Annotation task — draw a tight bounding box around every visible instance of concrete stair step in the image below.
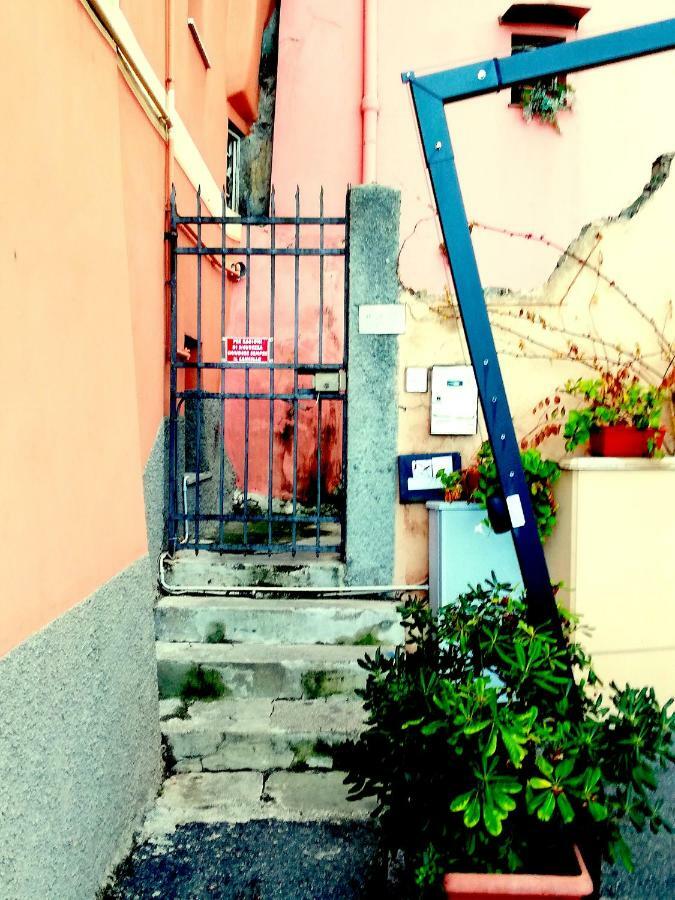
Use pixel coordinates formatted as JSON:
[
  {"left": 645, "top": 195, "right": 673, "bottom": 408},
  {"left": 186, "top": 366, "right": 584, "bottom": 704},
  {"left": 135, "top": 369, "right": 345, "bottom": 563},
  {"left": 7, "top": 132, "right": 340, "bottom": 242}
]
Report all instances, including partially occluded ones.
[
  {"left": 156, "top": 641, "right": 388, "bottom": 700},
  {"left": 163, "top": 550, "right": 345, "bottom": 590},
  {"left": 161, "top": 696, "right": 366, "bottom": 774},
  {"left": 142, "top": 771, "right": 375, "bottom": 836},
  {"left": 155, "top": 595, "right": 404, "bottom": 646}
]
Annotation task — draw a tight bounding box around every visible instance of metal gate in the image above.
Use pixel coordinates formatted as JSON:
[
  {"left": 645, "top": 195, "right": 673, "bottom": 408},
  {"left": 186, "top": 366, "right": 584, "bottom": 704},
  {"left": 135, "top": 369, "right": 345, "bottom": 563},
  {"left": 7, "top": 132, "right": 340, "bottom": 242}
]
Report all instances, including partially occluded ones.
[{"left": 167, "top": 187, "right": 349, "bottom": 557}]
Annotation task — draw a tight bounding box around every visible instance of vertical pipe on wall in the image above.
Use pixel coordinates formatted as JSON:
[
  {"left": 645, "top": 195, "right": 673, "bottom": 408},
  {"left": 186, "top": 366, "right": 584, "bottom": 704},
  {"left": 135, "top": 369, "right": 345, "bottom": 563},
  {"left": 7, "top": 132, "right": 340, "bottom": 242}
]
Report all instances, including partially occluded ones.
[{"left": 361, "top": 0, "right": 379, "bottom": 183}]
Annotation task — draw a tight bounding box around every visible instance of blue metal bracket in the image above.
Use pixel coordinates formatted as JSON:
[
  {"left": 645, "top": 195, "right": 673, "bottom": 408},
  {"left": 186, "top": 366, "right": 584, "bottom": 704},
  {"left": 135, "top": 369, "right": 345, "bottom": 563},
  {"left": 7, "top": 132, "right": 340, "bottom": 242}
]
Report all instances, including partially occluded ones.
[{"left": 403, "top": 19, "right": 675, "bottom": 631}]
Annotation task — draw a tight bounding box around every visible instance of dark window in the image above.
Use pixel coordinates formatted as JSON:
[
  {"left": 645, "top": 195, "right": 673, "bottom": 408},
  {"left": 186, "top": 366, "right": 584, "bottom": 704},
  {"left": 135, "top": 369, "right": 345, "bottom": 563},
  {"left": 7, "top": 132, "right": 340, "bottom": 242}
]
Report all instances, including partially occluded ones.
[
  {"left": 510, "top": 34, "right": 566, "bottom": 105},
  {"left": 226, "top": 125, "right": 242, "bottom": 213}
]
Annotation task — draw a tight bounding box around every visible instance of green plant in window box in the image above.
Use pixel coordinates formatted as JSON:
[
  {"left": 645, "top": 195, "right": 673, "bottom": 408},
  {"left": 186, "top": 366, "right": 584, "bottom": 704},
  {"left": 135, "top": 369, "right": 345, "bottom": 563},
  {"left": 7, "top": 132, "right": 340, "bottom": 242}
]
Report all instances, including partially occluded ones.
[
  {"left": 521, "top": 80, "right": 573, "bottom": 132},
  {"left": 345, "top": 579, "right": 674, "bottom": 895}
]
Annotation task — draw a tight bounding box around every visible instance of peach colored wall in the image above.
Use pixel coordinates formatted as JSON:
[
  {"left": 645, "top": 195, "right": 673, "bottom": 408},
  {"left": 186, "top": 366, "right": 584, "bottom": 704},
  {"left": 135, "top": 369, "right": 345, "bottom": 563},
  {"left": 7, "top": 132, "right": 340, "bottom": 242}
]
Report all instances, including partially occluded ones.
[
  {"left": 0, "top": 0, "right": 148, "bottom": 655},
  {"left": 272, "top": 0, "right": 364, "bottom": 209},
  {"left": 0, "top": 0, "right": 272, "bottom": 656},
  {"left": 395, "top": 167, "right": 675, "bottom": 584},
  {"left": 118, "top": 77, "right": 167, "bottom": 464}
]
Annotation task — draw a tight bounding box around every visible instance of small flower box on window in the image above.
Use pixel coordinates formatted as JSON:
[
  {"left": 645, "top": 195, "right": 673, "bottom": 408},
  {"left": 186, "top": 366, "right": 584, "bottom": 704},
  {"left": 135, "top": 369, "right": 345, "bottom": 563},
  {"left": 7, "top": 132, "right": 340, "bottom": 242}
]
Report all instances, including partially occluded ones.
[{"left": 511, "top": 34, "right": 573, "bottom": 131}]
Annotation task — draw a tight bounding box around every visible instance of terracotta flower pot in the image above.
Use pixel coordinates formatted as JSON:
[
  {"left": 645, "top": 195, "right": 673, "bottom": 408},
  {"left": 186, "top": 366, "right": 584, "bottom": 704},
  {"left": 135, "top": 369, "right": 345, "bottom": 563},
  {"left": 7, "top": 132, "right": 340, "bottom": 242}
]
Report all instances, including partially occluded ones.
[
  {"left": 443, "top": 844, "right": 592, "bottom": 900},
  {"left": 589, "top": 425, "right": 665, "bottom": 457}
]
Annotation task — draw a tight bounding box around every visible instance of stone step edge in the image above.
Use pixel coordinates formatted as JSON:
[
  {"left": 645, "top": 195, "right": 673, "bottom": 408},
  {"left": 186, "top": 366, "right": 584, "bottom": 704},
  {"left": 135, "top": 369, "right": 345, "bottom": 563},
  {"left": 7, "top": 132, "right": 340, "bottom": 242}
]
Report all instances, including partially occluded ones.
[
  {"left": 141, "top": 770, "right": 375, "bottom": 837},
  {"left": 155, "top": 595, "right": 402, "bottom": 609},
  {"left": 155, "top": 640, "right": 390, "bottom": 660}
]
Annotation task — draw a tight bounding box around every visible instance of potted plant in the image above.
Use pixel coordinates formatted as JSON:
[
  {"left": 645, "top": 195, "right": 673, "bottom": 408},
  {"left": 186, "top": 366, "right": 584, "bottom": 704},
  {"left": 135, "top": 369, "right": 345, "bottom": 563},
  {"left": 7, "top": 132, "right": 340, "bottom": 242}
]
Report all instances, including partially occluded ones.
[
  {"left": 521, "top": 80, "right": 573, "bottom": 132},
  {"left": 437, "top": 468, "right": 463, "bottom": 502},
  {"left": 562, "top": 368, "right": 667, "bottom": 457},
  {"left": 438, "top": 443, "right": 561, "bottom": 541},
  {"left": 346, "top": 579, "right": 674, "bottom": 897}
]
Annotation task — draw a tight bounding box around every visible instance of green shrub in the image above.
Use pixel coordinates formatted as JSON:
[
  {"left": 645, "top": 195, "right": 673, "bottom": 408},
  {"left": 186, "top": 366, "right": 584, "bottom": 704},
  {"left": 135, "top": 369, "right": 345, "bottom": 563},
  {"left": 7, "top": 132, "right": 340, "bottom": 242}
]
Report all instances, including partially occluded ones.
[{"left": 346, "top": 579, "right": 674, "bottom": 892}]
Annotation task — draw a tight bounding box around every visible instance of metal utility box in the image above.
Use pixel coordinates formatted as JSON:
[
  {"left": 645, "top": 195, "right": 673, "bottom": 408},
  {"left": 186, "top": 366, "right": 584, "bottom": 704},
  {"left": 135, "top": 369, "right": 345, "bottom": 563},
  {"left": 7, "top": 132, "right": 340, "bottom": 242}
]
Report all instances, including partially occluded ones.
[
  {"left": 427, "top": 501, "right": 522, "bottom": 613},
  {"left": 430, "top": 366, "right": 478, "bottom": 435}
]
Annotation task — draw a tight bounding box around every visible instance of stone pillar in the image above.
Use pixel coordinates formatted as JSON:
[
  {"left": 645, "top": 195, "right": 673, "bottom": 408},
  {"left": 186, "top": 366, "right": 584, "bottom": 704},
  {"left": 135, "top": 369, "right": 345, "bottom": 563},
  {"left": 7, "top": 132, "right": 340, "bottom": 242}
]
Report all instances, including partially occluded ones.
[{"left": 345, "top": 185, "right": 401, "bottom": 585}]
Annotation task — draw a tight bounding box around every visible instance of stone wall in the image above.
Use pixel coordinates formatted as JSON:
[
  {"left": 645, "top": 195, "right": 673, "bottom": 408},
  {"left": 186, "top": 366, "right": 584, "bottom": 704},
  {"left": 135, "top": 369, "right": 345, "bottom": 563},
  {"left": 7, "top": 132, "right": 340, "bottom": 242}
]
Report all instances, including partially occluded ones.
[{"left": 345, "top": 185, "right": 401, "bottom": 585}]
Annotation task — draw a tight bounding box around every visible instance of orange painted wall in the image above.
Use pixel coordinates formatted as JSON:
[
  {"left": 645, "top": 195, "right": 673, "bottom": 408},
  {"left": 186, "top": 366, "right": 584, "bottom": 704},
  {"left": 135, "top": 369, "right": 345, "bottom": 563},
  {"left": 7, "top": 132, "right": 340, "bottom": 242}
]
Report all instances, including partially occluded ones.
[
  {"left": 0, "top": 0, "right": 272, "bottom": 656},
  {"left": 0, "top": 0, "right": 148, "bottom": 656}
]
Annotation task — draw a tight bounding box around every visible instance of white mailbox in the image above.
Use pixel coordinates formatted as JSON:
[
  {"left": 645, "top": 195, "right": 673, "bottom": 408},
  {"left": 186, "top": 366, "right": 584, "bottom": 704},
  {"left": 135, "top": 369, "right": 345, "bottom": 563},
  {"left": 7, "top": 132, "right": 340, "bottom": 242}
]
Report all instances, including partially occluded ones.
[{"left": 430, "top": 365, "right": 478, "bottom": 435}]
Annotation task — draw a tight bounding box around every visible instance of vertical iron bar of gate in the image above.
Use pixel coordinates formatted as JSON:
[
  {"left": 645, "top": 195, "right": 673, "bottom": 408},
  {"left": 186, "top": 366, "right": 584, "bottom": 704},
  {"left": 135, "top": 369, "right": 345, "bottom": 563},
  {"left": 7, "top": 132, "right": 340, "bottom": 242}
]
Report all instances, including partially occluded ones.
[
  {"left": 243, "top": 222, "right": 252, "bottom": 548},
  {"left": 291, "top": 187, "right": 300, "bottom": 555},
  {"left": 218, "top": 188, "right": 227, "bottom": 550},
  {"left": 194, "top": 187, "right": 203, "bottom": 549},
  {"left": 315, "top": 188, "right": 325, "bottom": 554},
  {"left": 168, "top": 187, "right": 179, "bottom": 554},
  {"left": 267, "top": 188, "right": 276, "bottom": 552},
  {"left": 341, "top": 188, "right": 351, "bottom": 559}
]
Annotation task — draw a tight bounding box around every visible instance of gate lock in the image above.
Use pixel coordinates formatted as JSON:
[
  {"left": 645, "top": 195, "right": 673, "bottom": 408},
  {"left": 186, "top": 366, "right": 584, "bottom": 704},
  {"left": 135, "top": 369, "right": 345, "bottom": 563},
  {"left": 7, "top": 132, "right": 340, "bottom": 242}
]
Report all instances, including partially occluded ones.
[{"left": 312, "top": 370, "right": 347, "bottom": 393}]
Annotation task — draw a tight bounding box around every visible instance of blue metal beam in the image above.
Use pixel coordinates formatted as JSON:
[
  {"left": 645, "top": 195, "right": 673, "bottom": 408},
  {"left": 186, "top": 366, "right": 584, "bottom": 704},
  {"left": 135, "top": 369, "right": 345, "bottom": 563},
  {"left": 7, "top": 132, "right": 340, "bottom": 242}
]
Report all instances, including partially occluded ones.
[
  {"left": 403, "top": 18, "right": 675, "bottom": 102},
  {"left": 403, "top": 18, "right": 675, "bottom": 632}
]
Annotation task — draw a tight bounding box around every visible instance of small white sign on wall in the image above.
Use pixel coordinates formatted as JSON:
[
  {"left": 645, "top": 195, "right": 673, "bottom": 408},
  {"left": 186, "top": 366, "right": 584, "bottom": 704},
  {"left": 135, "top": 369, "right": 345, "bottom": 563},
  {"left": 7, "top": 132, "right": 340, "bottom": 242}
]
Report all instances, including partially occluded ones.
[
  {"left": 359, "top": 304, "right": 406, "bottom": 335},
  {"left": 405, "top": 367, "right": 428, "bottom": 393}
]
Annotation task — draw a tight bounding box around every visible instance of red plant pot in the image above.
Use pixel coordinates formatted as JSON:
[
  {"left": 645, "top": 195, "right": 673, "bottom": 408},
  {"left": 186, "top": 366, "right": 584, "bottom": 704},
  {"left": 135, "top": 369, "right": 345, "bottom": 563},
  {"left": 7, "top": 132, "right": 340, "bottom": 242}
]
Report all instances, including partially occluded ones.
[
  {"left": 589, "top": 425, "right": 665, "bottom": 458},
  {"left": 443, "top": 844, "right": 592, "bottom": 900}
]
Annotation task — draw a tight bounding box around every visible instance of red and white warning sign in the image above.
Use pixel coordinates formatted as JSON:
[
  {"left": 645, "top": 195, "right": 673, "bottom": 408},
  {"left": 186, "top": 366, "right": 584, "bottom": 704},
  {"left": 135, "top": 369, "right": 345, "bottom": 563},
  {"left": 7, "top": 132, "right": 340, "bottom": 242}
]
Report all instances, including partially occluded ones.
[{"left": 224, "top": 337, "right": 272, "bottom": 363}]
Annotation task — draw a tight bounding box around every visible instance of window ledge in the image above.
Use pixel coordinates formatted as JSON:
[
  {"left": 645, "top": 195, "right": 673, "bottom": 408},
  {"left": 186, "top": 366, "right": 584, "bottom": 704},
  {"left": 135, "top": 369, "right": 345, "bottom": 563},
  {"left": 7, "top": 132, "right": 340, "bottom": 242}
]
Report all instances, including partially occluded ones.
[{"left": 187, "top": 17, "right": 211, "bottom": 69}]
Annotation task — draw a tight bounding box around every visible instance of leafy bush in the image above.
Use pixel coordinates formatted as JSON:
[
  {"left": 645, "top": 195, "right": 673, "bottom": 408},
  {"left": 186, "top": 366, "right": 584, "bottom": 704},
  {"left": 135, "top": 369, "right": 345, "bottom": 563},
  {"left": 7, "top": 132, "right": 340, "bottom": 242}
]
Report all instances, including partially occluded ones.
[{"left": 346, "top": 580, "right": 673, "bottom": 893}]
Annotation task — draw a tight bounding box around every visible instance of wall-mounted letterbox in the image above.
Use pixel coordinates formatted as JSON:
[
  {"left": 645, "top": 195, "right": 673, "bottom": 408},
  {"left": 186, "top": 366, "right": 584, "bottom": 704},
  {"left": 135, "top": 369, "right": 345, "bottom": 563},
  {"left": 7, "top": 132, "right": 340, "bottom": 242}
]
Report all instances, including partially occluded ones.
[{"left": 430, "top": 365, "right": 478, "bottom": 435}]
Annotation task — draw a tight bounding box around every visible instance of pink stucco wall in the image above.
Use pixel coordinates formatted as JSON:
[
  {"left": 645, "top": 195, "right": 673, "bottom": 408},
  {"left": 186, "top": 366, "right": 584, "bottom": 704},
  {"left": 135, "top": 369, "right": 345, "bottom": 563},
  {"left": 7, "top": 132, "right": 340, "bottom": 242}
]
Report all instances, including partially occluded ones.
[
  {"left": 255, "top": 0, "right": 675, "bottom": 508},
  {"left": 273, "top": 0, "right": 675, "bottom": 292}
]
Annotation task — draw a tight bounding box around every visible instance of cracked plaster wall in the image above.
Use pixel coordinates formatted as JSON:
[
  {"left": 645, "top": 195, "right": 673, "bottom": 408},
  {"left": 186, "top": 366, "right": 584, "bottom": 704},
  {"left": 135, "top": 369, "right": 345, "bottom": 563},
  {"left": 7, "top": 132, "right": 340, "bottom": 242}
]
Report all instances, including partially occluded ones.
[{"left": 395, "top": 155, "right": 675, "bottom": 586}]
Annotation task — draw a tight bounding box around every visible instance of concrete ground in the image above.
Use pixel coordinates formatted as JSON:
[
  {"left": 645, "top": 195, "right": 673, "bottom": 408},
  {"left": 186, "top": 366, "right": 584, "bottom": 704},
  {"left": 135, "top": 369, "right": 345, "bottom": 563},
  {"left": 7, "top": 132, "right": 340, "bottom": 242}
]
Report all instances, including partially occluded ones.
[{"left": 102, "top": 820, "right": 385, "bottom": 899}]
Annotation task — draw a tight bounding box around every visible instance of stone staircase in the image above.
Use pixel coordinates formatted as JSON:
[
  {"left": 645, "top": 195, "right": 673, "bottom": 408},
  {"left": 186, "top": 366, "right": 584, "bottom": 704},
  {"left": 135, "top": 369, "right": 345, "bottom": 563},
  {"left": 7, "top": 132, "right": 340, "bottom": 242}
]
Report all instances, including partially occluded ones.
[{"left": 146, "top": 555, "right": 403, "bottom": 837}]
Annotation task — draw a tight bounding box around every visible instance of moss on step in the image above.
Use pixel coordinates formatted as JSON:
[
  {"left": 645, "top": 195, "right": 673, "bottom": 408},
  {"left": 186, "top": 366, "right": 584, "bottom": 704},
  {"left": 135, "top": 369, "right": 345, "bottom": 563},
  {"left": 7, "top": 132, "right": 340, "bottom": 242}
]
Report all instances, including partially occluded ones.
[
  {"left": 300, "top": 669, "right": 345, "bottom": 699},
  {"left": 204, "top": 623, "right": 226, "bottom": 643},
  {"left": 334, "top": 629, "right": 384, "bottom": 647},
  {"left": 179, "top": 665, "right": 231, "bottom": 702}
]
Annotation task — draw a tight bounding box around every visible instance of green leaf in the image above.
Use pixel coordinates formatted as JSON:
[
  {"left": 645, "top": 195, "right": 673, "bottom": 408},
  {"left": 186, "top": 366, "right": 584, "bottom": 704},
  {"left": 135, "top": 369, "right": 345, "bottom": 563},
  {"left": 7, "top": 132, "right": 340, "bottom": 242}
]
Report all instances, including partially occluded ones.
[
  {"left": 464, "top": 796, "right": 481, "bottom": 828},
  {"left": 464, "top": 719, "right": 491, "bottom": 735},
  {"left": 493, "top": 790, "right": 517, "bottom": 813},
  {"left": 556, "top": 758, "right": 575, "bottom": 780},
  {"left": 536, "top": 757, "right": 554, "bottom": 778},
  {"left": 537, "top": 791, "right": 556, "bottom": 822},
  {"left": 588, "top": 800, "right": 608, "bottom": 822},
  {"left": 485, "top": 728, "right": 498, "bottom": 757},
  {"left": 483, "top": 803, "right": 504, "bottom": 837},
  {"left": 500, "top": 726, "right": 527, "bottom": 768},
  {"left": 450, "top": 791, "right": 474, "bottom": 812},
  {"left": 556, "top": 792, "right": 575, "bottom": 824},
  {"left": 529, "top": 777, "right": 552, "bottom": 790},
  {"left": 420, "top": 721, "right": 445, "bottom": 736},
  {"left": 612, "top": 837, "right": 634, "bottom": 872}
]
